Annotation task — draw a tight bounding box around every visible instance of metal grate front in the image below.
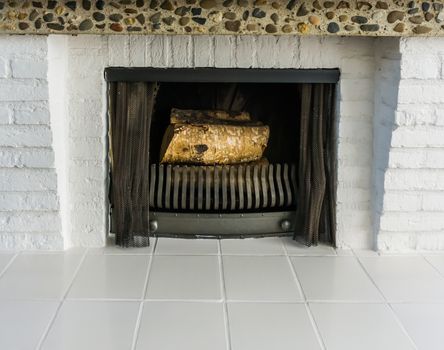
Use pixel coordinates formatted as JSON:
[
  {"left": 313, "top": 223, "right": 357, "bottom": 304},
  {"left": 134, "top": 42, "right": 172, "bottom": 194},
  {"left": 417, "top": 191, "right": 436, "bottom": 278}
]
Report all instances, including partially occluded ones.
[{"left": 149, "top": 163, "right": 296, "bottom": 212}]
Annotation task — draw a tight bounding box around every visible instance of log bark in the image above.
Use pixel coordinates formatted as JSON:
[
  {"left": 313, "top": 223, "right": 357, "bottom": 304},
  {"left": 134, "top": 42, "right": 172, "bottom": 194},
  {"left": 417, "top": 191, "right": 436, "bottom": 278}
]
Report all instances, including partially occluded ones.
[
  {"left": 160, "top": 123, "right": 269, "bottom": 165},
  {"left": 170, "top": 108, "right": 252, "bottom": 125}
]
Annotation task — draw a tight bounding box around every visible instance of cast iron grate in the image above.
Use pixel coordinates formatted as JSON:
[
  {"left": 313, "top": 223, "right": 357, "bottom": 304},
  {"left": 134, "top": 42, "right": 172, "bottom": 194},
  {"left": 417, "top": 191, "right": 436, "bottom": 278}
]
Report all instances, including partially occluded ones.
[{"left": 149, "top": 163, "right": 297, "bottom": 212}]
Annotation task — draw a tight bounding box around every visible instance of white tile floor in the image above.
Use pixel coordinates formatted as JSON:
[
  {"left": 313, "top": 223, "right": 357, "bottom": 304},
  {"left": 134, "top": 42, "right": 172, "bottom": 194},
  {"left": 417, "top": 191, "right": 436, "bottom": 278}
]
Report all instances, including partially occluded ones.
[{"left": 0, "top": 237, "right": 444, "bottom": 349}]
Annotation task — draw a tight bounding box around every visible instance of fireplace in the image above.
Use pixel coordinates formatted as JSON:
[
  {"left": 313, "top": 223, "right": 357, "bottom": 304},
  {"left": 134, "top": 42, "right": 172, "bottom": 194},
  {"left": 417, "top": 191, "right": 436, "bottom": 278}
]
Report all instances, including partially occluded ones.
[{"left": 106, "top": 68, "right": 339, "bottom": 248}]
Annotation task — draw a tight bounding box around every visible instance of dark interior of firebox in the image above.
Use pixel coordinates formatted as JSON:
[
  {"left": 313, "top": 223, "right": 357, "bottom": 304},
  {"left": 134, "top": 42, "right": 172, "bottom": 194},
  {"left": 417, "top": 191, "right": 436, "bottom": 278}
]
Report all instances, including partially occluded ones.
[{"left": 149, "top": 82, "right": 301, "bottom": 165}]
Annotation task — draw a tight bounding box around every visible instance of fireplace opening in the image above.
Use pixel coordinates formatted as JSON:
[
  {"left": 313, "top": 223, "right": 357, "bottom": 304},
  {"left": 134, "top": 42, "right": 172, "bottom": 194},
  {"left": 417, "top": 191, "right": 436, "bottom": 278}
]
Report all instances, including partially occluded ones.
[{"left": 106, "top": 68, "right": 339, "bottom": 248}]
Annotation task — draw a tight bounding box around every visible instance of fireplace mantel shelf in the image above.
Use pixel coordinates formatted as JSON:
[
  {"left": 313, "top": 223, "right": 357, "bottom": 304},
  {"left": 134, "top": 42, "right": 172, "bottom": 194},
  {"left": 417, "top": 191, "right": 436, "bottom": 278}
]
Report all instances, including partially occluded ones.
[{"left": 1, "top": 0, "right": 444, "bottom": 37}]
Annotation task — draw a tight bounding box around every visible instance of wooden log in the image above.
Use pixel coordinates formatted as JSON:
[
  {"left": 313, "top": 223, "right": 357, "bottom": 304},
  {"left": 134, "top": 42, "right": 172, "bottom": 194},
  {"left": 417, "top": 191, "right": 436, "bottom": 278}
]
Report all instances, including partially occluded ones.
[
  {"left": 170, "top": 108, "right": 252, "bottom": 125},
  {"left": 160, "top": 123, "right": 269, "bottom": 165}
]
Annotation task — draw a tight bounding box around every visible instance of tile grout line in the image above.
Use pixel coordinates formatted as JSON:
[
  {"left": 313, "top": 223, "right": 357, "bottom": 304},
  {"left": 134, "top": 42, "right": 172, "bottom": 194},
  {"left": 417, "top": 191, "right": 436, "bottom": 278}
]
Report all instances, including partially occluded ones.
[
  {"left": 0, "top": 252, "right": 19, "bottom": 281},
  {"left": 131, "top": 238, "right": 158, "bottom": 350},
  {"left": 354, "top": 255, "right": 419, "bottom": 350},
  {"left": 218, "top": 240, "right": 233, "bottom": 350},
  {"left": 421, "top": 254, "right": 444, "bottom": 280},
  {"left": 36, "top": 248, "right": 89, "bottom": 350},
  {"left": 283, "top": 242, "right": 327, "bottom": 350}
]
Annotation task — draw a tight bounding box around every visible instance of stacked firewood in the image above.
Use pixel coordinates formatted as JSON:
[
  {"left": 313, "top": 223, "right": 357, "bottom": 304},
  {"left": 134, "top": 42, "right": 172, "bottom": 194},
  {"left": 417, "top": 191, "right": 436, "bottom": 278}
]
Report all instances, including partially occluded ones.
[{"left": 160, "top": 108, "right": 270, "bottom": 165}]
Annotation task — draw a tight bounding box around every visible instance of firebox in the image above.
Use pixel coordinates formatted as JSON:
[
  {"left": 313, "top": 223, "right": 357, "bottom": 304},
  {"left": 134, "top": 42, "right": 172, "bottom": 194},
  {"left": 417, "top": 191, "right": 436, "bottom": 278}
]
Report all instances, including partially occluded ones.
[{"left": 106, "top": 68, "right": 339, "bottom": 248}]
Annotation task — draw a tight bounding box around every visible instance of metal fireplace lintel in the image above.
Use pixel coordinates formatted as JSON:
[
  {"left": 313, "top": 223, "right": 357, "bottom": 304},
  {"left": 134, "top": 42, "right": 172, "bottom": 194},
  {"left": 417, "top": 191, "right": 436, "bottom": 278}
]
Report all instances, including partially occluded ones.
[
  {"left": 104, "top": 68, "right": 340, "bottom": 84},
  {"left": 149, "top": 211, "right": 296, "bottom": 238}
]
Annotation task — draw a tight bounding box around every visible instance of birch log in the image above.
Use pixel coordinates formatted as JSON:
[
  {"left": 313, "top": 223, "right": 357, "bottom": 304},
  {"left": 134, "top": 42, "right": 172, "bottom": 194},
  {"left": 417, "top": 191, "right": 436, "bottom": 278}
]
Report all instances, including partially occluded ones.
[
  {"left": 170, "top": 108, "right": 251, "bottom": 124},
  {"left": 160, "top": 123, "right": 269, "bottom": 165}
]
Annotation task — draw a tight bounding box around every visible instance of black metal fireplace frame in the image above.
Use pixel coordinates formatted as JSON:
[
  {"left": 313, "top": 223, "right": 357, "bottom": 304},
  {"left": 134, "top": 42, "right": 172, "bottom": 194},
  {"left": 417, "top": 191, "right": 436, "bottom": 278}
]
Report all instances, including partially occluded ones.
[
  {"left": 106, "top": 68, "right": 340, "bottom": 243},
  {"left": 105, "top": 67, "right": 340, "bottom": 84}
]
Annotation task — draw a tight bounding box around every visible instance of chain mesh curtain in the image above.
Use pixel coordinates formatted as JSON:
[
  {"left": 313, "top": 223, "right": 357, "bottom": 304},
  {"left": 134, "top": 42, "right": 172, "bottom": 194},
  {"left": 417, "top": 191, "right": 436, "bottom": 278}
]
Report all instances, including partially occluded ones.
[
  {"left": 108, "top": 82, "right": 156, "bottom": 247},
  {"left": 295, "top": 83, "right": 337, "bottom": 246}
]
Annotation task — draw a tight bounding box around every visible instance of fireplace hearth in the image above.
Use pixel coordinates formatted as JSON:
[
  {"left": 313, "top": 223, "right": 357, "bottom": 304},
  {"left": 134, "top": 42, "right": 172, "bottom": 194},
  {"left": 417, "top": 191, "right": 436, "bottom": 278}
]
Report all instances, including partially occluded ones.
[{"left": 106, "top": 68, "right": 338, "bottom": 248}]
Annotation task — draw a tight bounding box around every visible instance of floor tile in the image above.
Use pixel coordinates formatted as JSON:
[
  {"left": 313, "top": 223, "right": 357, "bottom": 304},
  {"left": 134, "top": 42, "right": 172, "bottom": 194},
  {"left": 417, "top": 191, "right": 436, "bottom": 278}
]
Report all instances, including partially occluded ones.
[
  {"left": 360, "top": 256, "right": 444, "bottom": 301},
  {"left": 392, "top": 303, "right": 444, "bottom": 350},
  {"left": 221, "top": 237, "right": 285, "bottom": 255},
  {"left": 282, "top": 237, "right": 336, "bottom": 256},
  {"left": 228, "top": 302, "right": 320, "bottom": 350},
  {"left": 146, "top": 256, "right": 221, "bottom": 300},
  {"left": 67, "top": 255, "right": 149, "bottom": 299},
  {"left": 136, "top": 301, "right": 226, "bottom": 350},
  {"left": 88, "top": 237, "right": 155, "bottom": 255},
  {"left": 0, "top": 253, "right": 14, "bottom": 273},
  {"left": 424, "top": 255, "right": 444, "bottom": 275},
  {"left": 41, "top": 300, "right": 139, "bottom": 350},
  {"left": 223, "top": 256, "right": 302, "bottom": 301},
  {"left": 291, "top": 257, "right": 383, "bottom": 301},
  {"left": 155, "top": 238, "right": 218, "bottom": 255},
  {"left": 0, "top": 300, "right": 58, "bottom": 350},
  {"left": 310, "top": 303, "right": 415, "bottom": 350},
  {"left": 0, "top": 253, "right": 82, "bottom": 299}
]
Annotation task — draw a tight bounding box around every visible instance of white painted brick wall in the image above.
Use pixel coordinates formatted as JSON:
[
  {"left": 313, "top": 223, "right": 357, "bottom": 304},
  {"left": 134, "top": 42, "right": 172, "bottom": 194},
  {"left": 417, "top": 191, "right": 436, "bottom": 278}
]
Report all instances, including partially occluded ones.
[
  {"left": 377, "top": 37, "right": 444, "bottom": 251},
  {"left": 4, "top": 33, "right": 443, "bottom": 251},
  {"left": 54, "top": 35, "right": 376, "bottom": 250},
  {"left": 0, "top": 35, "right": 62, "bottom": 250}
]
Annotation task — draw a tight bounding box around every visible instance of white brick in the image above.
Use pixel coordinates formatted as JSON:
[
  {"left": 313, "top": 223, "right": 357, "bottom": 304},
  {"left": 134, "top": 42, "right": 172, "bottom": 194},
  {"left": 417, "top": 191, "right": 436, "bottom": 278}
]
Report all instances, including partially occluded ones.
[
  {"left": 337, "top": 166, "right": 371, "bottom": 189},
  {"left": 255, "top": 36, "right": 277, "bottom": 68},
  {"left": 67, "top": 77, "right": 102, "bottom": 100},
  {"left": 421, "top": 192, "right": 444, "bottom": 211},
  {"left": 400, "top": 37, "right": 444, "bottom": 56},
  {"left": 394, "top": 105, "right": 438, "bottom": 127},
  {"left": 0, "top": 232, "right": 63, "bottom": 251},
  {"left": 401, "top": 54, "right": 441, "bottom": 79},
  {"left": 391, "top": 126, "right": 444, "bottom": 147},
  {"left": 67, "top": 54, "right": 104, "bottom": 80},
  {"left": 385, "top": 169, "right": 444, "bottom": 191},
  {"left": 14, "top": 104, "right": 50, "bottom": 124},
  {"left": 107, "top": 35, "right": 130, "bottom": 66},
  {"left": 0, "top": 125, "right": 52, "bottom": 147},
  {"left": 338, "top": 120, "right": 372, "bottom": 143},
  {"left": 214, "top": 36, "right": 234, "bottom": 68},
  {"left": 398, "top": 81, "right": 444, "bottom": 104},
  {"left": 69, "top": 35, "right": 106, "bottom": 50},
  {"left": 340, "top": 101, "right": 374, "bottom": 119},
  {"left": 0, "top": 212, "right": 61, "bottom": 233},
  {"left": 170, "top": 36, "right": 192, "bottom": 68},
  {"left": 383, "top": 191, "right": 422, "bottom": 211},
  {"left": 0, "top": 35, "right": 47, "bottom": 57},
  {"left": 11, "top": 59, "right": 47, "bottom": 79},
  {"left": 389, "top": 148, "right": 444, "bottom": 169},
  {"left": 0, "top": 79, "right": 48, "bottom": 101},
  {"left": 0, "top": 148, "right": 54, "bottom": 168},
  {"left": 0, "top": 106, "right": 11, "bottom": 124},
  {"left": 234, "top": 36, "right": 255, "bottom": 68},
  {"left": 69, "top": 160, "right": 104, "bottom": 183},
  {"left": 0, "top": 192, "right": 59, "bottom": 211},
  {"left": 147, "top": 35, "right": 167, "bottom": 68},
  {"left": 69, "top": 190, "right": 105, "bottom": 211},
  {"left": 69, "top": 112, "right": 104, "bottom": 138},
  {"left": 0, "top": 169, "right": 57, "bottom": 191},
  {"left": 380, "top": 212, "right": 444, "bottom": 232},
  {"left": 340, "top": 78, "right": 374, "bottom": 102},
  {"left": 341, "top": 57, "right": 375, "bottom": 79},
  {"left": 0, "top": 57, "right": 7, "bottom": 78},
  {"left": 193, "top": 36, "right": 213, "bottom": 67},
  {"left": 275, "top": 36, "right": 299, "bottom": 68},
  {"left": 129, "top": 35, "right": 146, "bottom": 67},
  {"left": 69, "top": 137, "right": 104, "bottom": 160},
  {"left": 378, "top": 58, "right": 401, "bottom": 80}
]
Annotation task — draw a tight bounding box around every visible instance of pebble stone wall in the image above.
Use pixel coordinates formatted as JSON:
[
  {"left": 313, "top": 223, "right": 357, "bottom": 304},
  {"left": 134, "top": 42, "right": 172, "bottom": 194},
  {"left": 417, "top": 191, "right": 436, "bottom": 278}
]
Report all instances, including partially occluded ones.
[{"left": 1, "top": 0, "right": 444, "bottom": 36}]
